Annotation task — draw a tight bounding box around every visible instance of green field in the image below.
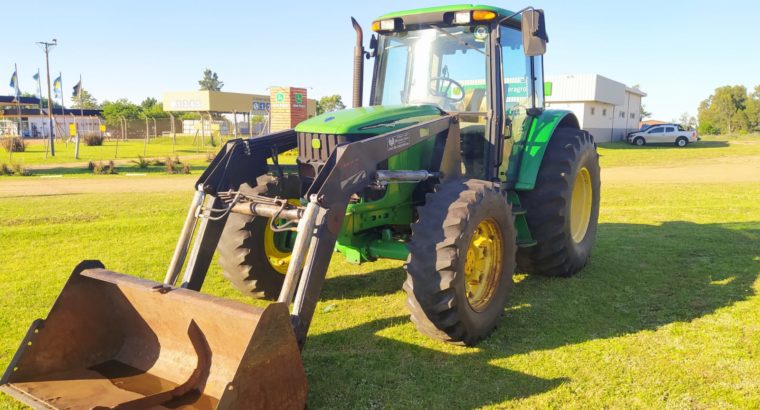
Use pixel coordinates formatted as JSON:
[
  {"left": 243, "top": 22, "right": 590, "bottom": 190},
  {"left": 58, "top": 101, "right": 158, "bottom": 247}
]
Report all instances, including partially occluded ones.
[
  {"left": 0, "top": 140, "right": 758, "bottom": 408},
  {"left": 2, "top": 136, "right": 221, "bottom": 165},
  {"left": 597, "top": 133, "right": 760, "bottom": 168}
]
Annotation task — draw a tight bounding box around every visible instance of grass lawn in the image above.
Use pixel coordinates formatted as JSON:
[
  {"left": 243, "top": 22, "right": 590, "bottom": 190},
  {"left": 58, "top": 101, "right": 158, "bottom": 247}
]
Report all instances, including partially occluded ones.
[
  {"left": 2, "top": 136, "right": 220, "bottom": 165},
  {"left": 0, "top": 142, "right": 758, "bottom": 408},
  {"left": 597, "top": 133, "right": 760, "bottom": 168}
]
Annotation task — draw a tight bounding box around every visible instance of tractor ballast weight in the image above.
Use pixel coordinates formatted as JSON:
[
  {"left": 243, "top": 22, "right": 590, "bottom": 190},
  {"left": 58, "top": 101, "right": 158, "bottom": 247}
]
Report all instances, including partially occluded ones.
[{"left": 3, "top": 5, "right": 601, "bottom": 409}]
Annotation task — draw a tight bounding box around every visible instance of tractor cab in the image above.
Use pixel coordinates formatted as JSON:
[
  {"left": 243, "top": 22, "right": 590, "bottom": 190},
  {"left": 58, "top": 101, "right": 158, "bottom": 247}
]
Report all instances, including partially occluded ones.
[{"left": 369, "top": 6, "right": 549, "bottom": 181}]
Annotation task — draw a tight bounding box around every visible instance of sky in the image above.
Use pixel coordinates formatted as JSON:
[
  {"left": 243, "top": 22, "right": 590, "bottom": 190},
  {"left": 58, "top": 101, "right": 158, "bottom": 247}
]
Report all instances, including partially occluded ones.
[{"left": 3, "top": 0, "right": 759, "bottom": 121}]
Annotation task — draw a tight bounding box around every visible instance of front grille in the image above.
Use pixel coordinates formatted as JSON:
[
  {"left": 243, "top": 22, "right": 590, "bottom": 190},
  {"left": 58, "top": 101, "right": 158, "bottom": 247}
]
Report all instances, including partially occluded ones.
[{"left": 297, "top": 132, "right": 345, "bottom": 163}]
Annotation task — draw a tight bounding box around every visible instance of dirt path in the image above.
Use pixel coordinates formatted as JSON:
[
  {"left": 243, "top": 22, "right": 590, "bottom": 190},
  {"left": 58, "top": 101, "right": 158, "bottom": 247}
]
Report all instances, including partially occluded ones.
[
  {"left": 0, "top": 175, "right": 195, "bottom": 198},
  {"left": 603, "top": 155, "right": 760, "bottom": 184},
  {"left": 2, "top": 155, "right": 758, "bottom": 198}
]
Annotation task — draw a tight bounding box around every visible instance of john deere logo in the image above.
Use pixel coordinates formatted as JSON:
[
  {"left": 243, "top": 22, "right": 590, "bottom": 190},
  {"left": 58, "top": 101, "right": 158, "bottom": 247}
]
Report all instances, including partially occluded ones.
[
  {"left": 275, "top": 93, "right": 284, "bottom": 103},
  {"left": 311, "top": 138, "right": 321, "bottom": 149},
  {"left": 295, "top": 93, "right": 303, "bottom": 104}
]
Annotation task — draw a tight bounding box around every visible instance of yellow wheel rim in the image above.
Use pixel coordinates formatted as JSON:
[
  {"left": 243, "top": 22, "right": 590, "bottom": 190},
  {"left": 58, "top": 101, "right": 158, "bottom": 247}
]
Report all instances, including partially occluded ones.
[
  {"left": 463, "top": 218, "right": 503, "bottom": 312},
  {"left": 570, "top": 167, "right": 593, "bottom": 243},
  {"left": 263, "top": 200, "right": 299, "bottom": 274}
]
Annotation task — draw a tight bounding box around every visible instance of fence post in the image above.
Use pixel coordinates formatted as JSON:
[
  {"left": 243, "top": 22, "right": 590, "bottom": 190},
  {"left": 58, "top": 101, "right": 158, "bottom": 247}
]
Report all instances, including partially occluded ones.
[{"left": 144, "top": 117, "right": 149, "bottom": 156}]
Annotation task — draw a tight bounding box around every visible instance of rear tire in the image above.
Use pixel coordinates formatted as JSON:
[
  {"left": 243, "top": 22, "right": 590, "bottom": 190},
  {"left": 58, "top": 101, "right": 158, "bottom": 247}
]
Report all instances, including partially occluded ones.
[
  {"left": 634, "top": 137, "right": 645, "bottom": 146},
  {"left": 676, "top": 137, "right": 688, "bottom": 147},
  {"left": 517, "top": 128, "right": 600, "bottom": 277},
  {"left": 217, "top": 174, "right": 300, "bottom": 299},
  {"left": 404, "top": 179, "right": 516, "bottom": 346}
]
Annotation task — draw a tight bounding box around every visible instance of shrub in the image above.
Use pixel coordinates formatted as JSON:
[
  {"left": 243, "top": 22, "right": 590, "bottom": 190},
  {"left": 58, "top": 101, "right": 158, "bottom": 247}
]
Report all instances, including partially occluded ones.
[
  {"left": 181, "top": 163, "right": 191, "bottom": 174},
  {"left": 131, "top": 155, "right": 150, "bottom": 169},
  {"left": 165, "top": 157, "right": 178, "bottom": 174},
  {"left": 206, "top": 152, "right": 214, "bottom": 162},
  {"left": 83, "top": 134, "right": 104, "bottom": 146},
  {"left": 1, "top": 163, "right": 13, "bottom": 175},
  {"left": 87, "top": 161, "right": 96, "bottom": 171},
  {"left": 151, "top": 158, "right": 166, "bottom": 166},
  {"left": 12, "top": 163, "right": 31, "bottom": 176},
  {"left": 92, "top": 160, "right": 117, "bottom": 174},
  {"left": 1, "top": 137, "right": 26, "bottom": 152}
]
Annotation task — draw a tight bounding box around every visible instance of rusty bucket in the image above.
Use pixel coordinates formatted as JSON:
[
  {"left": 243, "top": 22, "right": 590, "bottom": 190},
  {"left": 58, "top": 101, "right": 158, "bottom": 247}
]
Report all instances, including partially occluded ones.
[{"left": 1, "top": 261, "right": 307, "bottom": 409}]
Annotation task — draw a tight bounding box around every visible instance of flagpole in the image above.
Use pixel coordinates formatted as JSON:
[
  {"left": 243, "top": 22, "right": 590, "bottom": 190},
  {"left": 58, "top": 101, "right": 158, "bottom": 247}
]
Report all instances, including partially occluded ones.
[
  {"left": 14, "top": 64, "right": 22, "bottom": 139},
  {"left": 59, "top": 72, "right": 67, "bottom": 147},
  {"left": 74, "top": 74, "right": 82, "bottom": 159}
]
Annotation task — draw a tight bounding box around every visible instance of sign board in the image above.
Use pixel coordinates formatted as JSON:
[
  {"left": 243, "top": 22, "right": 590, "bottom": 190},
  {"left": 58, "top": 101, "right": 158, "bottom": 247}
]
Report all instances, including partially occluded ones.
[
  {"left": 252, "top": 102, "right": 270, "bottom": 112},
  {"left": 69, "top": 123, "right": 77, "bottom": 136},
  {"left": 99, "top": 124, "right": 106, "bottom": 132}
]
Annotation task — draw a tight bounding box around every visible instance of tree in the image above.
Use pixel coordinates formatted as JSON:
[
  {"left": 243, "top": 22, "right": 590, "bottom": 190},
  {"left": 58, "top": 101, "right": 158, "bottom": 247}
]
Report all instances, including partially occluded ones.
[
  {"left": 140, "top": 97, "right": 168, "bottom": 118},
  {"left": 101, "top": 99, "right": 142, "bottom": 126},
  {"left": 140, "top": 97, "right": 158, "bottom": 109},
  {"left": 698, "top": 85, "right": 749, "bottom": 135},
  {"left": 71, "top": 89, "right": 99, "bottom": 109},
  {"left": 639, "top": 104, "right": 652, "bottom": 120},
  {"left": 316, "top": 95, "right": 346, "bottom": 115},
  {"left": 198, "top": 69, "right": 224, "bottom": 91},
  {"left": 678, "top": 112, "right": 697, "bottom": 130},
  {"left": 745, "top": 85, "right": 760, "bottom": 132}
]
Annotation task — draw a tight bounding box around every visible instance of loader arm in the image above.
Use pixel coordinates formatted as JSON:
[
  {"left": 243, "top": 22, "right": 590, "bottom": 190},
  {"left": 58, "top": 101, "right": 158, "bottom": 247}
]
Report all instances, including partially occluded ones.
[{"left": 174, "top": 115, "right": 458, "bottom": 347}]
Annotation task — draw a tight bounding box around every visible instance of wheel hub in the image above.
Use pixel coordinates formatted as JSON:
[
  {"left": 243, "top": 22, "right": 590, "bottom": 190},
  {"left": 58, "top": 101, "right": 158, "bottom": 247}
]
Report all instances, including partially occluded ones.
[
  {"left": 463, "top": 218, "right": 502, "bottom": 312},
  {"left": 570, "top": 167, "right": 593, "bottom": 243}
]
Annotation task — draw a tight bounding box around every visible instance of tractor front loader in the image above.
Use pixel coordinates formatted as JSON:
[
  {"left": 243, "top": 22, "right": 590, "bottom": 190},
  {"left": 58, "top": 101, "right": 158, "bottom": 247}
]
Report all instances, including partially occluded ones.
[{"left": 2, "top": 5, "right": 601, "bottom": 409}]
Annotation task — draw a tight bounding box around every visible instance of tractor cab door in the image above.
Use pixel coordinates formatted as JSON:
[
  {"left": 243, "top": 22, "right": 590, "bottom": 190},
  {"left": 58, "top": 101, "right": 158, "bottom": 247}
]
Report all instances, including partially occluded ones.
[{"left": 497, "top": 22, "right": 545, "bottom": 183}]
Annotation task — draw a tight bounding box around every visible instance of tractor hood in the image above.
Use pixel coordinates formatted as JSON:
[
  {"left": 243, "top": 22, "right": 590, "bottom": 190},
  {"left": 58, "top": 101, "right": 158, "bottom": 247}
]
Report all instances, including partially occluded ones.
[{"left": 295, "top": 104, "right": 443, "bottom": 135}]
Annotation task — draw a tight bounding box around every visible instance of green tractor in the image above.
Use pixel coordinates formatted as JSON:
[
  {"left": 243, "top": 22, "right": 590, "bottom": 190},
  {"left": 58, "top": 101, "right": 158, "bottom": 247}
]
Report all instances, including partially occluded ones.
[{"left": 2, "top": 5, "right": 600, "bottom": 409}]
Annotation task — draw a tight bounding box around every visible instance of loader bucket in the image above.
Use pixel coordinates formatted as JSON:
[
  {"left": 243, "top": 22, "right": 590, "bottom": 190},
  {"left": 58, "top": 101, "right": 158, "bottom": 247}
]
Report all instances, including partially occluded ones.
[{"left": 1, "top": 261, "right": 307, "bottom": 409}]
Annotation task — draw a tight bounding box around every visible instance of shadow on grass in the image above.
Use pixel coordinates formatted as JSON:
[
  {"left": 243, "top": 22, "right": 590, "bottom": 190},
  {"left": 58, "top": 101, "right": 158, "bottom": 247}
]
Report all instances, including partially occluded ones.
[
  {"left": 598, "top": 140, "right": 729, "bottom": 150},
  {"left": 305, "top": 221, "right": 758, "bottom": 408}
]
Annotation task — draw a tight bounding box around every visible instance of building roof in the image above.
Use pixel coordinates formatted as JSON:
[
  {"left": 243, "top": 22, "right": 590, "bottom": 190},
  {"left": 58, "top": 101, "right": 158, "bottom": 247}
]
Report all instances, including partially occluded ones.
[
  {"left": 545, "top": 74, "right": 646, "bottom": 105},
  {"left": 0, "top": 95, "right": 41, "bottom": 105}
]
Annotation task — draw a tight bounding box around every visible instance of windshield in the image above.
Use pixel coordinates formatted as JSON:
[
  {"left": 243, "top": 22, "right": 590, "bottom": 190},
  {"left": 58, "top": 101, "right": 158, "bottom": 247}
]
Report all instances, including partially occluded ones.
[{"left": 373, "top": 25, "right": 490, "bottom": 112}]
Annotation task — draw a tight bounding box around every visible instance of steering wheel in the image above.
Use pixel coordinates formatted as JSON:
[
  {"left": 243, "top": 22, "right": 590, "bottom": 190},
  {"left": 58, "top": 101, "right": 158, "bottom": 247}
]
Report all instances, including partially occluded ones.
[{"left": 429, "top": 77, "right": 465, "bottom": 103}]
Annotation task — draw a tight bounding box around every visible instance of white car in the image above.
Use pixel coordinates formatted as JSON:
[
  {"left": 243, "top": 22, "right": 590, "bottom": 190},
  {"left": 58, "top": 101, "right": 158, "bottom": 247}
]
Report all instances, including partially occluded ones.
[{"left": 627, "top": 124, "right": 699, "bottom": 147}]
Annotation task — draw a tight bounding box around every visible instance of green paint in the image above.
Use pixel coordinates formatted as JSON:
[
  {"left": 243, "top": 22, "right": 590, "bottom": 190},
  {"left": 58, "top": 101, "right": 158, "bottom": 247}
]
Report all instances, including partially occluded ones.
[
  {"left": 295, "top": 93, "right": 303, "bottom": 104},
  {"left": 275, "top": 93, "right": 284, "bottom": 103},
  {"left": 544, "top": 81, "right": 553, "bottom": 97},
  {"left": 377, "top": 4, "right": 515, "bottom": 21},
  {"left": 295, "top": 104, "right": 441, "bottom": 135},
  {"left": 513, "top": 109, "right": 576, "bottom": 191}
]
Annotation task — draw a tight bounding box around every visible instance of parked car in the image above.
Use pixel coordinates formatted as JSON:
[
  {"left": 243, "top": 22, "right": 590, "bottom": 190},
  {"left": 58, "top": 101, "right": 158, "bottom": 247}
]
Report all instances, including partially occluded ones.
[{"left": 627, "top": 124, "right": 699, "bottom": 147}]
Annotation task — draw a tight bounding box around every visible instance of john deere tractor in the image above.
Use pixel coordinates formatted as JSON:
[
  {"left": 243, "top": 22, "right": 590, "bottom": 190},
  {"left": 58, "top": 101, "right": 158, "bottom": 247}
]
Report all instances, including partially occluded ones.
[{"left": 2, "top": 5, "right": 600, "bottom": 409}]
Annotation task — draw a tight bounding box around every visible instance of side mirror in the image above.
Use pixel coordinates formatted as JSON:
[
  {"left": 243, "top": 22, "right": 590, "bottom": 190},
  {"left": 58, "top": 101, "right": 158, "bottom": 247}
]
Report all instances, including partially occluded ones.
[{"left": 522, "top": 9, "right": 548, "bottom": 56}]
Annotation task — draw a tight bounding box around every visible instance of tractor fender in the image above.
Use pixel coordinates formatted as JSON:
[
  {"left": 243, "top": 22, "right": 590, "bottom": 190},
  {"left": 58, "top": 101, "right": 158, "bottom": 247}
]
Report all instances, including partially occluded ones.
[{"left": 514, "top": 109, "right": 580, "bottom": 191}]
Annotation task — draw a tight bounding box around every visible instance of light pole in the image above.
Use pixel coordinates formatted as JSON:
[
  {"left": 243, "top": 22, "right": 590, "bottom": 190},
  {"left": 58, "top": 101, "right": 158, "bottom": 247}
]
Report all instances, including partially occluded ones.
[{"left": 37, "top": 39, "right": 57, "bottom": 156}]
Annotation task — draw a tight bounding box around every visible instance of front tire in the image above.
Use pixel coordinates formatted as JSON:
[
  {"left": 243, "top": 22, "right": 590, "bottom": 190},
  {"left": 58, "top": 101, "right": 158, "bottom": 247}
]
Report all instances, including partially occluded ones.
[
  {"left": 404, "top": 179, "right": 516, "bottom": 346},
  {"left": 634, "top": 137, "right": 645, "bottom": 146},
  {"left": 517, "top": 128, "right": 601, "bottom": 277},
  {"left": 217, "top": 174, "right": 300, "bottom": 299},
  {"left": 676, "top": 137, "right": 688, "bottom": 147}
]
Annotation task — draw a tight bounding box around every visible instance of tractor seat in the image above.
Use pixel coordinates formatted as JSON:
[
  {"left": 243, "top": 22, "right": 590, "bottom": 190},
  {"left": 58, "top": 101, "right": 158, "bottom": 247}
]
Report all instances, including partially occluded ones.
[{"left": 458, "top": 88, "right": 487, "bottom": 123}]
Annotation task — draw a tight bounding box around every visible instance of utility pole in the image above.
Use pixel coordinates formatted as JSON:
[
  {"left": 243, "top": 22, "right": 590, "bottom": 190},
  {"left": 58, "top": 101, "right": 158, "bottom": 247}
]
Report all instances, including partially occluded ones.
[{"left": 37, "top": 39, "right": 57, "bottom": 156}]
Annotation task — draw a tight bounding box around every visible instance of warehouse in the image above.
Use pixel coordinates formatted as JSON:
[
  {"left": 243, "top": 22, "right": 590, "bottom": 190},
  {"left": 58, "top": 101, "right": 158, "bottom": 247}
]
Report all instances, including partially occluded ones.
[{"left": 545, "top": 74, "right": 646, "bottom": 142}]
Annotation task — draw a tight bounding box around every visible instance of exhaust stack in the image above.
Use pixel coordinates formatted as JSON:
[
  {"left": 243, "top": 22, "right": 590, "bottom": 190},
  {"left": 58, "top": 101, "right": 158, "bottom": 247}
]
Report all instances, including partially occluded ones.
[{"left": 351, "top": 17, "right": 364, "bottom": 108}]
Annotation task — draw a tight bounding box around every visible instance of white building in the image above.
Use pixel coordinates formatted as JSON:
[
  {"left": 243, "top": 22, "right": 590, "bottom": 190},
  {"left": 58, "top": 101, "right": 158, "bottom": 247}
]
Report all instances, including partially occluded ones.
[{"left": 545, "top": 74, "right": 646, "bottom": 142}]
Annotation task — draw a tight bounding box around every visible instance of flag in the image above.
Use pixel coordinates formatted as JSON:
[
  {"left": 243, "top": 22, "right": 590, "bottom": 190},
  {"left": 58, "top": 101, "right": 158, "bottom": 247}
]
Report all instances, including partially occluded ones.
[
  {"left": 33, "top": 70, "right": 41, "bottom": 96},
  {"left": 32, "top": 71, "right": 39, "bottom": 81},
  {"left": 9, "top": 69, "right": 19, "bottom": 97},
  {"left": 72, "top": 79, "right": 82, "bottom": 99},
  {"left": 53, "top": 75, "right": 62, "bottom": 98}
]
